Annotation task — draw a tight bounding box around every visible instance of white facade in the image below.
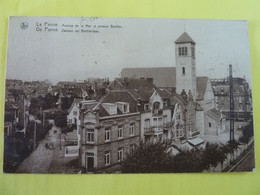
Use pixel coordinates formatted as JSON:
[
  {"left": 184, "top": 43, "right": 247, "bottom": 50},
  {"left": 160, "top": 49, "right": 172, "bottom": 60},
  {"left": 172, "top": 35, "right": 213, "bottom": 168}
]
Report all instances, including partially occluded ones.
[
  {"left": 175, "top": 42, "right": 197, "bottom": 98},
  {"left": 141, "top": 91, "right": 172, "bottom": 142}
]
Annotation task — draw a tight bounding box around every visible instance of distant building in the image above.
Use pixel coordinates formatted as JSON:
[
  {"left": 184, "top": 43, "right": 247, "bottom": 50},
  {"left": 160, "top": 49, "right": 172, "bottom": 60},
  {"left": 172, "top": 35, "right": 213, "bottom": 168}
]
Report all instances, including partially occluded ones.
[{"left": 211, "top": 77, "right": 252, "bottom": 122}]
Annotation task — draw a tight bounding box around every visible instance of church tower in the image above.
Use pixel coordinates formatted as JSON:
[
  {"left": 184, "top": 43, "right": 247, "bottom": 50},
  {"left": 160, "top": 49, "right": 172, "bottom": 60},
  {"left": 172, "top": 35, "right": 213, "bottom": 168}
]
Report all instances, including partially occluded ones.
[{"left": 175, "top": 32, "right": 197, "bottom": 99}]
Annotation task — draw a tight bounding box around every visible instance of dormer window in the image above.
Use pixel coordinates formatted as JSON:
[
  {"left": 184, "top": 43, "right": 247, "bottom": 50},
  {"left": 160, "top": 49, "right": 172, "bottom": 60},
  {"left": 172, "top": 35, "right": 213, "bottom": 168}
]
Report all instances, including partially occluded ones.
[
  {"left": 144, "top": 103, "right": 150, "bottom": 110},
  {"left": 115, "top": 102, "right": 129, "bottom": 113},
  {"left": 102, "top": 103, "right": 117, "bottom": 115}
]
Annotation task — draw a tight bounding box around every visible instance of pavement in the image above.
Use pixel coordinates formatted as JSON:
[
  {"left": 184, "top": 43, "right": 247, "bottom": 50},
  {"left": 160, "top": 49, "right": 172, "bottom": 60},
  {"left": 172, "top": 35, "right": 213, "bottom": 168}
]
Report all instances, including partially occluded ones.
[{"left": 16, "top": 122, "right": 79, "bottom": 174}]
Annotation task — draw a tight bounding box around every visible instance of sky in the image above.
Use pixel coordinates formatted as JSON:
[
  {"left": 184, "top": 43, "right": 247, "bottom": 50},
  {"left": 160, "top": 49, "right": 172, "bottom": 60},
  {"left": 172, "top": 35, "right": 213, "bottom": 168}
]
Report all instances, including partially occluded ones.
[{"left": 6, "top": 17, "right": 251, "bottom": 85}]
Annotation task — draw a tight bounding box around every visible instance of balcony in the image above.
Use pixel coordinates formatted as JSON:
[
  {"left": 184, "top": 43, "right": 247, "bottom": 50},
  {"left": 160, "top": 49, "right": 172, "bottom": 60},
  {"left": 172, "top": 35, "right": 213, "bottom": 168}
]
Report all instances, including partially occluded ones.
[
  {"left": 144, "top": 127, "right": 154, "bottom": 136},
  {"left": 152, "top": 109, "right": 163, "bottom": 116},
  {"left": 144, "top": 126, "right": 164, "bottom": 136},
  {"left": 152, "top": 126, "right": 163, "bottom": 133}
]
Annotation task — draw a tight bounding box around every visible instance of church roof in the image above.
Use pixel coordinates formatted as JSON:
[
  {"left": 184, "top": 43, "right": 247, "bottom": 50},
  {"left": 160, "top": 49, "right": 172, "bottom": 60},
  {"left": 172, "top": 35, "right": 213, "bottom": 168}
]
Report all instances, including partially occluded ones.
[
  {"left": 121, "top": 67, "right": 176, "bottom": 88},
  {"left": 175, "top": 32, "right": 196, "bottom": 44},
  {"left": 196, "top": 77, "right": 209, "bottom": 100}
]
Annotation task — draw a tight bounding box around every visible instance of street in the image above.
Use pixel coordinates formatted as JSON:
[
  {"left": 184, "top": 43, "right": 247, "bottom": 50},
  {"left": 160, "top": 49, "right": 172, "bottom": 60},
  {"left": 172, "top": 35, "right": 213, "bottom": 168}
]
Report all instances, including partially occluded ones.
[{"left": 16, "top": 122, "right": 79, "bottom": 173}]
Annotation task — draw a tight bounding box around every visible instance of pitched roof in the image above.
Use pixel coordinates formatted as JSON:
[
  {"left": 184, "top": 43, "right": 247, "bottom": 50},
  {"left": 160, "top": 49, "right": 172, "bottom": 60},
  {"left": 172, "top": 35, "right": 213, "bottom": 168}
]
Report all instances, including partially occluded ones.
[
  {"left": 207, "top": 108, "right": 222, "bottom": 121},
  {"left": 196, "top": 77, "right": 209, "bottom": 100},
  {"left": 127, "top": 88, "right": 155, "bottom": 101},
  {"left": 68, "top": 98, "right": 82, "bottom": 113},
  {"left": 98, "top": 90, "right": 137, "bottom": 117},
  {"left": 116, "top": 78, "right": 155, "bottom": 89},
  {"left": 175, "top": 32, "right": 196, "bottom": 44},
  {"left": 121, "top": 67, "right": 176, "bottom": 88}
]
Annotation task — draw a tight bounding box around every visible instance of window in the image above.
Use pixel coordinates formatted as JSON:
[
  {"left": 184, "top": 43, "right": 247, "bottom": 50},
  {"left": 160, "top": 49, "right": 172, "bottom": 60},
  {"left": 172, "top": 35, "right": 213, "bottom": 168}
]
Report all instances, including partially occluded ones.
[
  {"left": 144, "top": 103, "right": 150, "bottom": 110},
  {"left": 86, "top": 129, "right": 94, "bottom": 143},
  {"left": 105, "top": 128, "right": 110, "bottom": 142},
  {"left": 129, "top": 123, "right": 135, "bottom": 136},
  {"left": 105, "top": 151, "right": 110, "bottom": 166},
  {"left": 144, "top": 119, "right": 150, "bottom": 128},
  {"left": 163, "top": 115, "right": 167, "bottom": 125},
  {"left": 73, "top": 111, "right": 77, "bottom": 116},
  {"left": 153, "top": 102, "right": 160, "bottom": 110},
  {"left": 179, "top": 47, "right": 188, "bottom": 56},
  {"left": 182, "top": 67, "right": 185, "bottom": 75},
  {"left": 209, "top": 122, "right": 211, "bottom": 128},
  {"left": 153, "top": 118, "right": 157, "bottom": 126},
  {"left": 182, "top": 47, "right": 185, "bottom": 55},
  {"left": 118, "top": 126, "right": 123, "bottom": 139},
  {"left": 118, "top": 147, "right": 124, "bottom": 161},
  {"left": 158, "top": 117, "right": 163, "bottom": 127},
  {"left": 123, "top": 104, "right": 128, "bottom": 113}
]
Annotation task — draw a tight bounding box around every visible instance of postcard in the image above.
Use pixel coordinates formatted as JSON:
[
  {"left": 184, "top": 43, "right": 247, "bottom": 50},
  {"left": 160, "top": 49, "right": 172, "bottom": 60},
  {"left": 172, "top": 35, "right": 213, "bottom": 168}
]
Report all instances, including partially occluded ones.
[{"left": 3, "top": 16, "right": 255, "bottom": 173}]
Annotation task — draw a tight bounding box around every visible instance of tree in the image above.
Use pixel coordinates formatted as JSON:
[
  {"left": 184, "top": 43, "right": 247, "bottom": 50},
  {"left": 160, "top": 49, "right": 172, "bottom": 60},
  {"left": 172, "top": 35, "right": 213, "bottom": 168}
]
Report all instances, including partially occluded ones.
[
  {"left": 44, "top": 93, "right": 59, "bottom": 109},
  {"left": 121, "top": 141, "right": 171, "bottom": 173},
  {"left": 29, "top": 97, "right": 41, "bottom": 116},
  {"left": 172, "top": 148, "right": 205, "bottom": 173},
  {"left": 54, "top": 110, "right": 68, "bottom": 128},
  {"left": 239, "top": 120, "right": 254, "bottom": 145},
  {"left": 203, "top": 143, "right": 226, "bottom": 171},
  {"left": 227, "top": 140, "right": 240, "bottom": 163}
]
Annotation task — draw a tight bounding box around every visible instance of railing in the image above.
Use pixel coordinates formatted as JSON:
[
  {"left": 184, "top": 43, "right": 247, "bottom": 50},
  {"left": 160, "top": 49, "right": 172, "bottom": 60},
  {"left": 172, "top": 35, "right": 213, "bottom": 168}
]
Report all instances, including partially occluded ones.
[
  {"left": 144, "top": 127, "right": 154, "bottom": 135},
  {"left": 144, "top": 126, "right": 164, "bottom": 135},
  {"left": 152, "top": 109, "right": 163, "bottom": 116},
  {"left": 152, "top": 126, "right": 163, "bottom": 133}
]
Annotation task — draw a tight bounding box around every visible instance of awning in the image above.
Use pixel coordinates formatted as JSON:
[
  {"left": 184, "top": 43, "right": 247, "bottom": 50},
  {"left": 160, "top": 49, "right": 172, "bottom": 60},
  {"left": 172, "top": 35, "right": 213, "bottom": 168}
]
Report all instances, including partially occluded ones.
[{"left": 187, "top": 137, "right": 204, "bottom": 146}]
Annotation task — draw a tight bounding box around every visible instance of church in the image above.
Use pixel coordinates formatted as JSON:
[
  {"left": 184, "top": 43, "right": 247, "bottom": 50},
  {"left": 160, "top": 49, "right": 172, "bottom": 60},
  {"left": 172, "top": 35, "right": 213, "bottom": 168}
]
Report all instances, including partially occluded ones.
[{"left": 121, "top": 32, "right": 226, "bottom": 143}]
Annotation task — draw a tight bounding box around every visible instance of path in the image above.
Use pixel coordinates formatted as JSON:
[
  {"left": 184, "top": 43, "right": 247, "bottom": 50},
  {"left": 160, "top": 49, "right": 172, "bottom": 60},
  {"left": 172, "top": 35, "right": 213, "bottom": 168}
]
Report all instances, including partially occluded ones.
[{"left": 16, "top": 123, "right": 61, "bottom": 173}]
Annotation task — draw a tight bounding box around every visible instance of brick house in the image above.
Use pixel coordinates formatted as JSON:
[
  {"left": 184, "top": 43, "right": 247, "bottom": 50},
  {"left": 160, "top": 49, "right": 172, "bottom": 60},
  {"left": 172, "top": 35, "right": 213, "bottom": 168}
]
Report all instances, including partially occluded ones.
[{"left": 79, "top": 90, "right": 140, "bottom": 173}]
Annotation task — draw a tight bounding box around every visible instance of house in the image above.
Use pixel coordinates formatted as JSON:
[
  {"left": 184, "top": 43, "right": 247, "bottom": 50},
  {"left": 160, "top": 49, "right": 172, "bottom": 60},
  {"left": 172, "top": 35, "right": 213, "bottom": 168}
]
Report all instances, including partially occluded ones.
[
  {"left": 79, "top": 90, "right": 140, "bottom": 173},
  {"left": 67, "top": 98, "right": 82, "bottom": 125},
  {"left": 109, "top": 78, "right": 173, "bottom": 144},
  {"left": 66, "top": 98, "right": 82, "bottom": 155}
]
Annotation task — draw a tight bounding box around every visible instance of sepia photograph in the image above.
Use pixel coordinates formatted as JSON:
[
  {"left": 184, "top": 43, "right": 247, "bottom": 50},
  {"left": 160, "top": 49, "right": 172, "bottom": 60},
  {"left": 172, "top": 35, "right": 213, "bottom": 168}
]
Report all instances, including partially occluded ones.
[{"left": 3, "top": 16, "right": 254, "bottom": 174}]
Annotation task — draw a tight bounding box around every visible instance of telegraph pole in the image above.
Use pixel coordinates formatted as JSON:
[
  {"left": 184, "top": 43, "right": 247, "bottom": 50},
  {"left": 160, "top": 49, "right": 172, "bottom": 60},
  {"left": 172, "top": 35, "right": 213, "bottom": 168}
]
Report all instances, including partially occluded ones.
[{"left": 229, "top": 64, "right": 235, "bottom": 141}]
